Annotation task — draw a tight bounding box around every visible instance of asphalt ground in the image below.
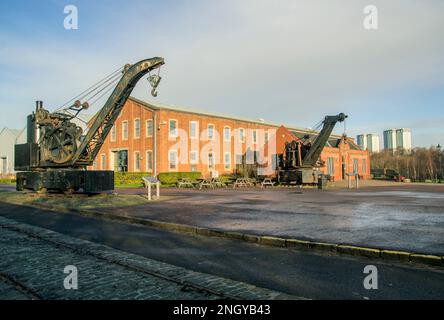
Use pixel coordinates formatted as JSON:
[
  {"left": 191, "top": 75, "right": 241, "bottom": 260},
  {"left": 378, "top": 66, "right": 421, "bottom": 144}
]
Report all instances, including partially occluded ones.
[
  {"left": 1, "top": 202, "right": 443, "bottom": 300},
  {"left": 105, "top": 183, "right": 444, "bottom": 255}
]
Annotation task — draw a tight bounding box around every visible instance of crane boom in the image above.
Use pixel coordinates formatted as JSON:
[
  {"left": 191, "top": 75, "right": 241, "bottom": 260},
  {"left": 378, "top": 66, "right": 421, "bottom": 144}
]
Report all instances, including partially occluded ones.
[
  {"left": 302, "top": 113, "right": 347, "bottom": 167},
  {"left": 73, "top": 57, "right": 165, "bottom": 165}
]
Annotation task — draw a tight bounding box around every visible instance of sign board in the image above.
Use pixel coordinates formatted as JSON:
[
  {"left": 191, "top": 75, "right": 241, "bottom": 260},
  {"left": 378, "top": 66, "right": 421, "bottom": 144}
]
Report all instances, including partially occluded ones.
[{"left": 143, "top": 176, "right": 159, "bottom": 184}]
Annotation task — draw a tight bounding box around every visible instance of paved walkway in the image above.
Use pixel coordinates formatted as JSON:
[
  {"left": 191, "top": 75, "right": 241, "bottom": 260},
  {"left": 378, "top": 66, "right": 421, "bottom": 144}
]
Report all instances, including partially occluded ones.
[
  {"left": 0, "top": 216, "right": 296, "bottom": 300},
  {"left": 110, "top": 184, "right": 444, "bottom": 255}
]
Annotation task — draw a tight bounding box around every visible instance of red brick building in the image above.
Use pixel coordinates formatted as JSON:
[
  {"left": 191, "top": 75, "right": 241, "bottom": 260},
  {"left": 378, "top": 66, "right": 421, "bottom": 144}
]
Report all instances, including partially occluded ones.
[{"left": 92, "top": 97, "right": 370, "bottom": 181}]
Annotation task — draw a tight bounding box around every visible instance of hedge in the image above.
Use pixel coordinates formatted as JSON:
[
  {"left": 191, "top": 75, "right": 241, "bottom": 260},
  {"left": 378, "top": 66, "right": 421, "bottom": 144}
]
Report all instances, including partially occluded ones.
[
  {"left": 0, "top": 178, "right": 16, "bottom": 185},
  {"left": 114, "top": 172, "right": 152, "bottom": 186},
  {"left": 114, "top": 172, "right": 202, "bottom": 186},
  {"left": 157, "top": 172, "right": 202, "bottom": 185}
]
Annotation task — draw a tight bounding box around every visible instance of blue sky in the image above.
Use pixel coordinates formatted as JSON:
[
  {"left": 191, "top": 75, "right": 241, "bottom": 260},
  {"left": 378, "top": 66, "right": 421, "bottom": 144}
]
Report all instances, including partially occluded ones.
[{"left": 1, "top": 0, "right": 443, "bottom": 147}]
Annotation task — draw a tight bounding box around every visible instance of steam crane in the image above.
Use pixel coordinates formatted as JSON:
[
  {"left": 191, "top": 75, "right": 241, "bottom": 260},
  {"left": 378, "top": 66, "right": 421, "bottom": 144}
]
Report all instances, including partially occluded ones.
[
  {"left": 278, "top": 113, "right": 347, "bottom": 185},
  {"left": 15, "top": 57, "right": 165, "bottom": 193}
]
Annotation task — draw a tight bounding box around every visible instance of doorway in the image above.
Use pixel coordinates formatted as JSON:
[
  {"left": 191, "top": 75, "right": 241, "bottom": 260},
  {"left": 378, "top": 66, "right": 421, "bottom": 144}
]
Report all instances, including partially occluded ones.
[{"left": 112, "top": 150, "right": 128, "bottom": 172}]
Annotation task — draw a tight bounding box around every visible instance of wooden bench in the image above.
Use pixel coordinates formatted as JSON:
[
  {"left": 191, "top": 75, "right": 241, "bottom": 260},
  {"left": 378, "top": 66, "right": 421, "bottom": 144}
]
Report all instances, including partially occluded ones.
[
  {"left": 260, "top": 178, "right": 275, "bottom": 188},
  {"left": 177, "top": 178, "right": 196, "bottom": 188},
  {"left": 199, "top": 178, "right": 214, "bottom": 190}
]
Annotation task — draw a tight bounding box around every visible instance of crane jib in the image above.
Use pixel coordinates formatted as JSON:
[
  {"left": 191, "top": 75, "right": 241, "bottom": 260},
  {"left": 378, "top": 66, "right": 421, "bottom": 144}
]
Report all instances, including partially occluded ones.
[{"left": 71, "top": 57, "right": 165, "bottom": 166}]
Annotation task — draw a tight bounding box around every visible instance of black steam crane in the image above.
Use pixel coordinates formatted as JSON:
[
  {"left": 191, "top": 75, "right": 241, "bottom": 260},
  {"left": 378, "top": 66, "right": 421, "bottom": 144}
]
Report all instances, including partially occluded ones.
[
  {"left": 15, "top": 57, "right": 165, "bottom": 193},
  {"left": 278, "top": 113, "right": 347, "bottom": 185}
]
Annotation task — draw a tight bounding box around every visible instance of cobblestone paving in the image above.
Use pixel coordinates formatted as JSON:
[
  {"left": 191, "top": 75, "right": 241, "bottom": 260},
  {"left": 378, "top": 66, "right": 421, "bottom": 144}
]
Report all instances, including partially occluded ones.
[{"left": 0, "top": 216, "right": 297, "bottom": 300}]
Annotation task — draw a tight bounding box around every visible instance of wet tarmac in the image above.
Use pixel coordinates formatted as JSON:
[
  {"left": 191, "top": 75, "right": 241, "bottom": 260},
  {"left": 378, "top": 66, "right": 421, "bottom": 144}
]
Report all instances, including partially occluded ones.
[
  {"left": 2, "top": 183, "right": 443, "bottom": 255},
  {"left": 112, "top": 184, "right": 444, "bottom": 255}
]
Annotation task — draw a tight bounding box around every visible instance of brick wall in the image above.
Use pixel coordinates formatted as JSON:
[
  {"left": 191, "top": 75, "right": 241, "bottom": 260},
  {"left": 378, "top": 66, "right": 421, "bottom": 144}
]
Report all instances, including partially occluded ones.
[{"left": 95, "top": 98, "right": 370, "bottom": 180}]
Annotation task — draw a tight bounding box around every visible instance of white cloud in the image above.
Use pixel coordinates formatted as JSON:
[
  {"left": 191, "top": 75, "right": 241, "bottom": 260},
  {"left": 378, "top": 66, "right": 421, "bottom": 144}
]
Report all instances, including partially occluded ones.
[{"left": 1, "top": 0, "right": 443, "bottom": 146}]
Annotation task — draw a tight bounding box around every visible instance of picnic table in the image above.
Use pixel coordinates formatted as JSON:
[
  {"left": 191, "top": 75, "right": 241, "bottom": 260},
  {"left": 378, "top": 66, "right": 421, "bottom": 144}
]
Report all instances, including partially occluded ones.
[
  {"left": 211, "top": 177, "right": 226, "bottom": 188},
  {"left": 198, "top": 178, "right": 214, "bottom": 190},
  {"left": 177, "top": 178, "right": 197, "bottom": 188},
  {"left": 233, "top": 178, "right": 256, "bottom": 188},
  {"left": 260, "top": 177, "right": 275, "bottom": 188}
]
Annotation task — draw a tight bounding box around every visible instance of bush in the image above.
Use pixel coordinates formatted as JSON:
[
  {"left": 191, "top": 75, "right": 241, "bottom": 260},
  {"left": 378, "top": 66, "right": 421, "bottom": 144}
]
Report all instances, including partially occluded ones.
[
  {"left": 157, "top": 172, "right": 202, "bottom": 185},
  {"left": 114, "top": 172, "right": 153, "bottom": 186},
  {"left": 0, "top": 178, "right": 16, "bottom": 184}
]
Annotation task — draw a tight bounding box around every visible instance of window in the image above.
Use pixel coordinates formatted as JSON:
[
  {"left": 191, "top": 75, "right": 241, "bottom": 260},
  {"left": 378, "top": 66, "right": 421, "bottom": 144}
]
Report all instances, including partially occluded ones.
[
  {"left": 1, "top": 157, "right": 7, "bottom": 175},
  {"left": 190, "top": 150, "right": 198, "bottom": 164},
  {"left": 92, "top": 160, "right": 97, "bottom": 170},
  {"left": 207, "top": 124, "right": 215, "bottom": 140},
  {"left": 224, "top": 126, "right": 231, "bottom": 142},
  {"left": 100, "top": 154, "right": 106, "bottom": 170},
  {"left": 146, "top": 150, "right": 153, "bottom": 171},
  {"left": 122, "top": 121, "right": 128, "bottom": 140},
  {"left": 169, "top": 120, "right": 177, "bottom": 138},
  {"left": 252, "top": 130, "right": 257, "bottom": 144},
  {"left": 362, "top": 159, "right": 367, "bottom": 175},
  {"left": 146, "top": 120, "right": 153, "bottom": 137},
  {"left": 134, "top": 151, "right": 141, "bottom": 171},
  {"left": 224, "top": 152, "right": 231, "bottom": 170},
  {"left": 327, "top": 157, "right": 334, "bottom": 176},
  {"left": 353, "top": 159, "right": 359, "bottom": 174},
  {"left": 169, "top": 150, "right": 178, "bottom": 170},
  {"left": 189, "top": 121, "right": 198, "bottom": 139},
  {"left": 134, "top": 119, "right": 140, "bottom": 138},
  {"left": 111, "top": 125, "right": 117, "bottom": 142},
  {"left": 239, "top": 128, "right": 245, "bottom": 143},
  {"left": 236, "top": 154, "right": 244, "bottom": 165},
  {"left": 264, "top": 131, "right": 269, "bottom": 144},
  {"left": 208, "top": 152, "right": 215, "bottom": 170}
]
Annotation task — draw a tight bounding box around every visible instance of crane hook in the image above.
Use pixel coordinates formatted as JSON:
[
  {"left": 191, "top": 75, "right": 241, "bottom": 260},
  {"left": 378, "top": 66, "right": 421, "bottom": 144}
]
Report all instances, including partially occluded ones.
[{"left": 148, "top": 74, "right": 162, "bottom": 97}]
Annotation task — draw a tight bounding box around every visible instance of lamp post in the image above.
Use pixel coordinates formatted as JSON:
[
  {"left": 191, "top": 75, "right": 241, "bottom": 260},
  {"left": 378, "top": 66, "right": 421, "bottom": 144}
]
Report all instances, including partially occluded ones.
[{"left": 438, "top": 144, "right": 442, "bottom": 182}]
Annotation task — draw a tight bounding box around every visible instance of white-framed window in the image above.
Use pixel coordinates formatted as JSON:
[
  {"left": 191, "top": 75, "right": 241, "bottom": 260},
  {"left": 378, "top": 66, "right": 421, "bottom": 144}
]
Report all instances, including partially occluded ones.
[
  {"left": 239, "top": 128, "right": 245, "bottom": 143},
  {"left": 100, "top": 154, "right": 106, "bottom": 170},
  {"left": 146, "top": 150, "right": 153, "bottom": 172},
  {"left": 190, "top": 150, "right": 198, "bottom": 164},
  {"left": 111, "top": 125, "right": 117, "bottom": 142},
  {"left": 146, "top": 119, "right": 153, "bottom": 138},
  {"left": 362, "top": 159, "right": 367, "bottom": 175},
  {"left": 235, "top": 154, "right": 243, "bottom": 165},
  {"left": 169, "top": 150, "right": 178, "bottom": 171},
  {"left": 353, "top": 159, "right": 359, "bottom": 174},
  {"left": 224, "top": 152, "right": 231, "bottom": 170},
  {"left": 122, "top": 121, "right": 128, "bottom": 140},
  {"left": 208, "top": 152, "right": 215, "bottom": 170},
  {"left": 134, "top": 119, "right": 141, "bottom": 138},
  {"left": 223, "top": 126, "right": 231, "bottom": 142},
  {"left": 169, "top": 119, "right": 178, "bottom": 138},
  {"left": 92, "top": 160, "right": 97, "bottom": 170},
  {"left": 134, "top": 151, "right": 141, "bottom": 171},
  {"left": 264, "top": 131, "right": 269, "bottom": 144},
  {"left": 327, "top": 157, "right": 334, "bottom": 176},
  {"left": 189, "top": 121, "right": 198, "bottom": 139},
  {"left": 207, "top": 124, "right": 215, "bottom": 140},
  {"left": 252, "top": 129, "right": 257, "bottom": 144}
]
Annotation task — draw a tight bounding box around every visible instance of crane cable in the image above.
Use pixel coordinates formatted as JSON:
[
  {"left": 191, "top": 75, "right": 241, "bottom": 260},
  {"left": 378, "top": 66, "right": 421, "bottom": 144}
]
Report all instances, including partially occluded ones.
[
  {"left": 55, "top": 65, "right": 124, "bottom": 112},
  {"left": 88, "top": 76, "right": 121, "bottom": 106}
]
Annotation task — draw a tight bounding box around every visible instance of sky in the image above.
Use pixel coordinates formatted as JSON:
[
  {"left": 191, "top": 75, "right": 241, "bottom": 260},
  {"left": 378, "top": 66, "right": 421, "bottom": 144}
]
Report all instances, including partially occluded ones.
[{"left": 0, "top": 0, "right": 443, "bottom": 147}]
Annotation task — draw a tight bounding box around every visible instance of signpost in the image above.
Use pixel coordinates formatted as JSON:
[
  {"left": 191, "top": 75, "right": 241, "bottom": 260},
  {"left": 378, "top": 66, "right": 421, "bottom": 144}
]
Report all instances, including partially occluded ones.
[{"left": 142, "top": 176, "right": 160, "bottom": 201}]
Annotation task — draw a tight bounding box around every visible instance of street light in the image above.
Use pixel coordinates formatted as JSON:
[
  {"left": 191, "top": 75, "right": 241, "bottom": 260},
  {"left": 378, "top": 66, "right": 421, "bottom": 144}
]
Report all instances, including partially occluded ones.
[{"left": 438, "top": 144, "right": 442, "bottom": 182}]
